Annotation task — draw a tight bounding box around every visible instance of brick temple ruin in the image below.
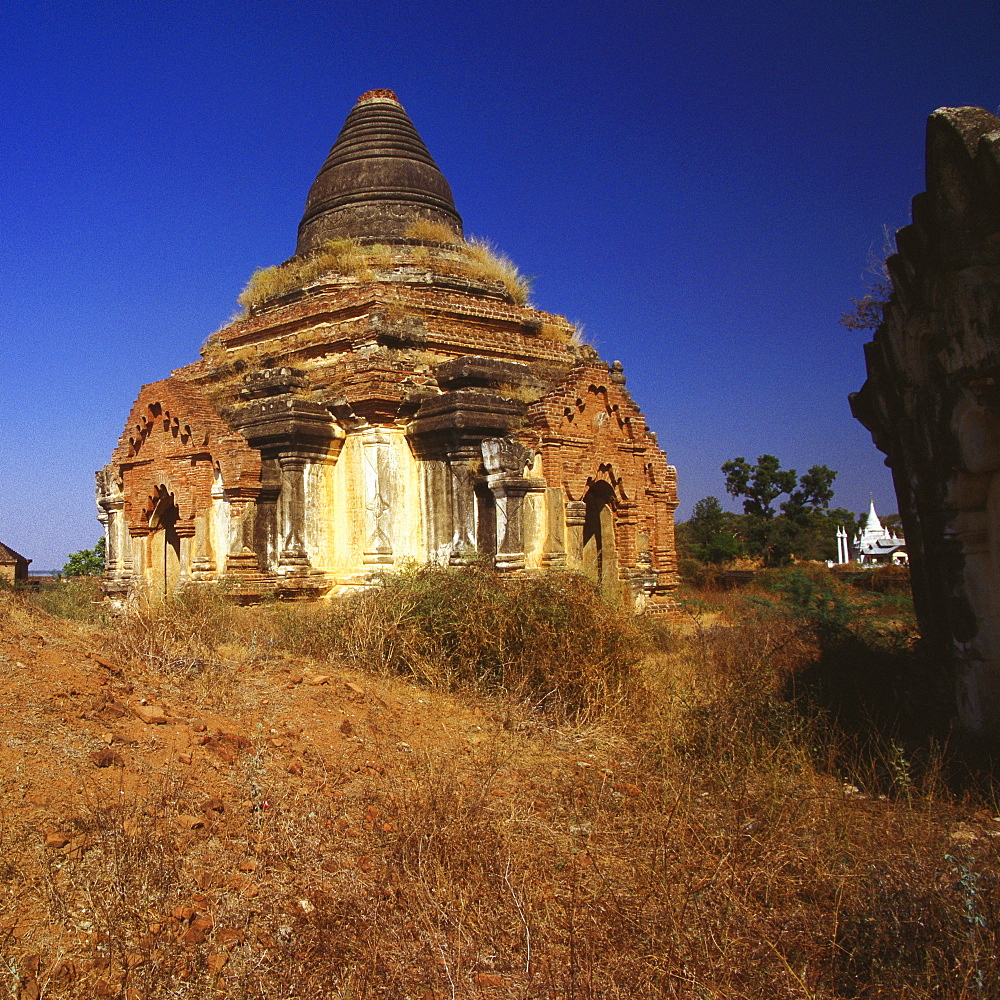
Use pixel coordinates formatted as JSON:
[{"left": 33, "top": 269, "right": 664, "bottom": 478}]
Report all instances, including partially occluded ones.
[
  {"left": 852, "top": 106, "right": 1000, "bottom": 735},
  {"left": 98, "top": 90, "right": 679, "bottom": 609}
]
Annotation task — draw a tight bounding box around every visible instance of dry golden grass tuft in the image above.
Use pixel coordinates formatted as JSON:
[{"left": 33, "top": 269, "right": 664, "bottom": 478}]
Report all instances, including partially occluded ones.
[
  {"left": 403, "top": 218, "right": 462, "bottom": 244},
  {"left": 569, "top": 321, "right": 590, "bottom": 347},
  {"left": 365, "top": 242, "right": 394, "bottom": 271},
  {"left": 235, "top": 224, "right": 533, "bottom": 317},
  {"left": 236, "top": 238, "right": 386, "bottom": 316},
  {"left": 235, "top": 264, "right": 290, "bottom": 313},
  {"left": 2, "top": 569, "right": 999, "bottom": 998},
  {"left": 310, "top": 237, "right": 365, "bottom": 277},
  {"left": 491, "top": 380, "right": 545, "bottom": 404},
  {"left": 403, "top": 221, "right": 533, "bottom": 305},
  {"left": 463, "top": 237, "right": 533, "bottom": 305},
  {"left": 535, "top": 321, "right": 574, "bottom": 345}
]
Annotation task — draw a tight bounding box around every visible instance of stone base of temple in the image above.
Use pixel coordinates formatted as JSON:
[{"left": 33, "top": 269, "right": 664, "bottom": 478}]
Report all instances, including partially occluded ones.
[
  {"left": 272, "top": 574, "right": 336, "bottom": 601},
  {"left": 100, "top": 578, "right": 133, "bottom": 602}
]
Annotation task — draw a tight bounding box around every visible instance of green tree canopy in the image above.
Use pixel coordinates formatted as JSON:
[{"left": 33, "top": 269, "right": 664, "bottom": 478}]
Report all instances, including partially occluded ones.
[
  {"left": 61, "top": 537, "right": 105, "bottom": 577},
  {"left": 686, "top": 496, "right": 744, "bottom": 565},
  {"left": 781, "top": 465, "right": 837, "bottom": 521},
  {"left": 720, "top": 456, "right": 841, "bottom": 566},
  {"left": 721, "top": 455, "right": 797, "bottom": 520}
]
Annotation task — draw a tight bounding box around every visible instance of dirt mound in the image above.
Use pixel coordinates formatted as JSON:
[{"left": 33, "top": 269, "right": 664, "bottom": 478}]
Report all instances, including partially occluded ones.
[
  {"left": 0, "top": 594, "right": 632, "bottom": 998},
  {"left": 2, "top": 589, "right": 998, "bottom": 999}
]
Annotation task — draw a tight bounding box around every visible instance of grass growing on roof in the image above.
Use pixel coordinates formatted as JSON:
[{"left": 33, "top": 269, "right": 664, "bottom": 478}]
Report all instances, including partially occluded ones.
[
  {"left": 235, "top": 223, "right": 534, "bottom": 317},
  {"left": 403, "top": 221, "right": 533, "bottom": 304},
  {"left": 236, "top": 238, "right": 373, "bottom": 316},
  {"left": 403, "top": 218, "right": 462, "bottom": 243}
]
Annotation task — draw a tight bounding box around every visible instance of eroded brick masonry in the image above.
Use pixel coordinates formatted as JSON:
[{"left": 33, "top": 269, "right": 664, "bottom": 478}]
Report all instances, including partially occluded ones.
[
  {"left": 852, "top": 107, "right": 1000, "bottom": 733},
  {"left": 99, "top": 91, "right": 679, "bottom": 608}
]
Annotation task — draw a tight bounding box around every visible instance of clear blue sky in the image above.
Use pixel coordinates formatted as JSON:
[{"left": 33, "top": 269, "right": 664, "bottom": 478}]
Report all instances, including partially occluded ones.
[{"left": 1, "top": 1, "right": 997, "bottom": 569}]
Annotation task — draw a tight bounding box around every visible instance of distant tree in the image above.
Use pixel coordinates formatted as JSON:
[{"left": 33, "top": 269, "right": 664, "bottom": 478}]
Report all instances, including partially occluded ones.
[
  {"left": 882, "top": 512, "right": 904, "bottom": 536},
  {"left": 722, "top": 456, "right": 839, "bottom": 566},
  {"left": 721, "top": 455, "right": 797, "bottom": 520},
  {"left": 686, "top": 496, "right": 744, "bottom": 564},
  {"left": 781, "top": 465, "right": 837, "bottom": 519},
  {"left": 828, "top": 507, "right": 860, "bottom": 537},
  {"left": 779, "top": 507, "right": 859, "bottom": 563},
  {"left": 61, "top": 537, "right": 105, "bottom": 577}
]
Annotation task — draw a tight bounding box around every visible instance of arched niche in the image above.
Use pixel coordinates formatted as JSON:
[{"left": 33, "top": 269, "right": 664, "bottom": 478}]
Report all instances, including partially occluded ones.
[{"left": 145, "top": 485, "right": 181, "bottom": 596}]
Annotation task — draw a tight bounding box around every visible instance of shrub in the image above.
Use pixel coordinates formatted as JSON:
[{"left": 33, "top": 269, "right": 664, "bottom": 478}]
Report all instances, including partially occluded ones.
[
  {"left": 762, "top": 566, "right": 855, "bottom": 637},
  {"left": 833, "top": 855, "right": 1000, "bottom": 997},
  {"left": 851, "top": 563, "right": 912, "bottom": 595},
  {"left": 270, "top": 564, "right": 644, "bottom": 717},
  {"left": 678, "top": 556, "right": 721, "bottom": 590},
  {"left": 27, "top": 576, "right": 107, "bottom": 624},
  {"left": 61, "top": 537, "right": 105, "bottom": 577}
]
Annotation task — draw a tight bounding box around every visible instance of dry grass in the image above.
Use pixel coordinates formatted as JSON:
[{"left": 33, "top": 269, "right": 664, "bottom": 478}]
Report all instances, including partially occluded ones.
[
  {"left": 404, "top": 218, "right": 462, "bottom": 244},
  {"left": 235, "top": 227, "right": 534, "bottom": 316},
  {"left": 404, "top": 221, "right": 533, "bottom": 305},
  {"left": 236, "top": 239, "right": 383, "bottom": 316},
  {"left": 263, "top": 563, "right": 642, "bottom": 718},
  {"left": 235, "top": 264, "right": 292, "bottom": 312},
  {"left": 535, "top": 322, "right": 574, "bottom": 346},
  {"left": 26, "top": 578, "right": 107, "bottom": 625},
  {"left": 366, "top": 242, "right": 394, "bottom": 271},
  {"left": 491, "top": 380, "right": 546, "bottom": 404},
  {"left": 463, "top": 237, "right": 532, "bottom": 305},
  {"left": 2, "top": 569, "right": 999, "bottom": 998},
  {"left": 97, "top": 588, "right": 278, "bottom": 715}
]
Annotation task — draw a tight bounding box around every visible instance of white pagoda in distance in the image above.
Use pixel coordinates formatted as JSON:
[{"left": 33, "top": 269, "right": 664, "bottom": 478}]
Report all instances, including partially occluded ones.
[{"left": 836, "top": 500, "right": 908, "bottom": 566}]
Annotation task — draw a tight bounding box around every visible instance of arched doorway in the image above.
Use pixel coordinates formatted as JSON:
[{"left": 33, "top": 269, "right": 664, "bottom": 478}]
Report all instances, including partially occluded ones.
[
  {"left": 147, "top": 486, "right": 181, "bottom": 596},
  {"left": 581, "top": 480, "right": 620, "bottom": 600}
]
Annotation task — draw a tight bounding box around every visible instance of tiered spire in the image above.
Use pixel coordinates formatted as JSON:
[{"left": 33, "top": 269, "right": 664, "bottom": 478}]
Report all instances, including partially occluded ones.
[{"left": 297, "top": 90, "right": 463, "bottom": 252}]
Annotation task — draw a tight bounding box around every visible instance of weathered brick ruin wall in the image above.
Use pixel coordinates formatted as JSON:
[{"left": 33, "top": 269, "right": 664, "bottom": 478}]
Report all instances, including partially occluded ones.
[
  {"left": 852, "top": 106, "right": 1000, "bottom": 734},
  {"left": 101, "top": 256, "right": 679, "bottom": 607},
  {"left": 98, "top": 379, "right": 265, "bottom": 595},
  {"left": 529, "top": 367, "right": 678, "bottom": 598},
  {"left": 100, "top": 91, "right": 680, "bottom": 608}
]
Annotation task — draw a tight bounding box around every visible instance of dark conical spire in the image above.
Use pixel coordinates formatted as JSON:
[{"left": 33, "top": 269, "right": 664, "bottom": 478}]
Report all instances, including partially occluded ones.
[{"left": 296, "top": 90, "right": 463, "bottom": 253}]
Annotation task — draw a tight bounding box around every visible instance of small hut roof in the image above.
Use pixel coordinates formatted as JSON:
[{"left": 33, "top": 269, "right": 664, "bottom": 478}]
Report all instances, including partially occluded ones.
[{"left": 0, "top": 541, "right": 30, "bottom": 565}]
